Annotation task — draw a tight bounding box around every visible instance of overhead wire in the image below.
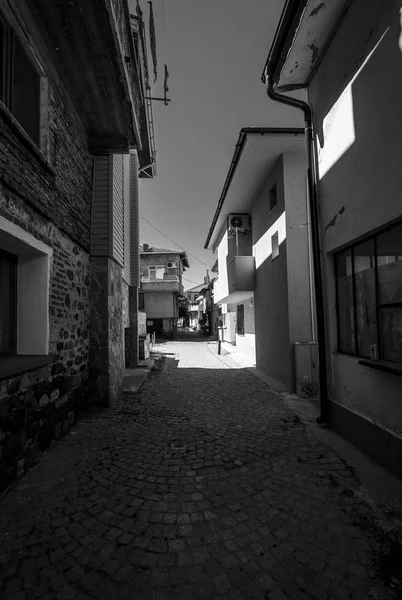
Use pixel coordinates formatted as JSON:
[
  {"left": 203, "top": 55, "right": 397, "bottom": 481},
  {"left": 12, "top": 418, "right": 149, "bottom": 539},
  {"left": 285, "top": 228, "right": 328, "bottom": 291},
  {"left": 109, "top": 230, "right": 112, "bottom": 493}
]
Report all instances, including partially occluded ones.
[
  {"left": 182, "top": 277, "right": 205, "bottom": 286},
  {"left": 140, "top": 214, "right": 213, "bottom": 268}
]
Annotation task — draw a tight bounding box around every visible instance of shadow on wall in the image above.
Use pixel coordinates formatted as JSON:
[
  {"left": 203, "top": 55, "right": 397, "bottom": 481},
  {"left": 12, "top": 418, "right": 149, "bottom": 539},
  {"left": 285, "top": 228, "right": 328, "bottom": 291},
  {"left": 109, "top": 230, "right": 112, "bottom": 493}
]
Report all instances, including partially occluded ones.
[{"left": 315, "top": 10, "right": 402, "bottom": 213}]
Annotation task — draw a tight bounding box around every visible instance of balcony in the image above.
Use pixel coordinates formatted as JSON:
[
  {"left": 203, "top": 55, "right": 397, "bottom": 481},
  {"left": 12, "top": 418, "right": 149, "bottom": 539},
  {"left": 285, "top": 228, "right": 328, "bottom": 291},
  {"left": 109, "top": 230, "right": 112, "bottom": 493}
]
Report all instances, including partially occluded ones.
[
  {"left": 214, "top": 256, "right": 255, "bottom": 304},
  {"left": 141, "top": 274, "right": 180, "bottom": 293}
]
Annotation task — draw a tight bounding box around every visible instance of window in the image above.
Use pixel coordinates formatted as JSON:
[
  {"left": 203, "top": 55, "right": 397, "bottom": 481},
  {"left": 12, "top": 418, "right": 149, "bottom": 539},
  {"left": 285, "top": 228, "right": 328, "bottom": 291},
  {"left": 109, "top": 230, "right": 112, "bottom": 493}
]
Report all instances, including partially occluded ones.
[
  {"left": 0, "top": 9, "right": 41, "bottom": 146},
  {"left": 272, "top": 232, "right": 279, "bottom": 260},
  {"left": 0, "top": 249, "right": 17, "bottom": 355},
  {"left": 0, "top": 216, "right": 52, "bottom": 356},
  {"left": 335, "top": 221, "right": 402, "bottom": 362},
  {"left": 236, "top": 304, "right": 244, "bottom": 335},
  {"left": 139, "top": 292, "right": 144, "bottom": 310},
  {"left": 269, "top": 184, "right": 277, "bottom": 212}
]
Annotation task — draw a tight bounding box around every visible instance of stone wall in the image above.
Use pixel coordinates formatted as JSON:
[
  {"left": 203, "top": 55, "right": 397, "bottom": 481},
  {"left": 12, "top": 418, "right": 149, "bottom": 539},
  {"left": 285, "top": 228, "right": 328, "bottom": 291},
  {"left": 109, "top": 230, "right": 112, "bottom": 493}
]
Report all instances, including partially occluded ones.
[
  {"left": 88, "top": 257, "right": 110, "bottom": 406},
  {"left": 108, "top": 260, "right": 125, "bottom": 403},
  {"left": 126, "top": 286, "right": 139, "bottom": 368},
  {"left": 0, "top": 195, "right": 90, "bottom": 492},
  {"left": 138, "top": 310, "right": 147, "bottom": 335},
  {"left": 122, "top": 280, "right": 130, "bottom": 328},
  {"left": 89, "top": 258, "right": 126, "bottom": 406},
  {"left": 0, "top": 74, "right": 93, "bottom": 250},
  {"left": 0, "top": 63, "right": 93, "bottom": 492}
]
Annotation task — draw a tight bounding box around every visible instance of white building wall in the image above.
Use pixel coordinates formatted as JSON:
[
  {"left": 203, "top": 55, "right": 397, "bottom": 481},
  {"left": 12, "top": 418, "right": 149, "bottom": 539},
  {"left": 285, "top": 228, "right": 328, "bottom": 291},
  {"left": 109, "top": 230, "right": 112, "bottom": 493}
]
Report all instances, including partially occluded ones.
[
  {"left": 235, "top": 300, "right": 256, "bottom": 365},
  {"left": 309, "top": 0, "right": 402, "bottom": 439}
]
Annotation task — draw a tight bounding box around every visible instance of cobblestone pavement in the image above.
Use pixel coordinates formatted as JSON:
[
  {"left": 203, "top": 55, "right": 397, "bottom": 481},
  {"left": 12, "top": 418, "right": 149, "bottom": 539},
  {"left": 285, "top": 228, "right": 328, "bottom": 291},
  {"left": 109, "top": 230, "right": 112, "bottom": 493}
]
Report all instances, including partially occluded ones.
[{"left": 0, "top": 336, "right": 400, "bottom": 600}]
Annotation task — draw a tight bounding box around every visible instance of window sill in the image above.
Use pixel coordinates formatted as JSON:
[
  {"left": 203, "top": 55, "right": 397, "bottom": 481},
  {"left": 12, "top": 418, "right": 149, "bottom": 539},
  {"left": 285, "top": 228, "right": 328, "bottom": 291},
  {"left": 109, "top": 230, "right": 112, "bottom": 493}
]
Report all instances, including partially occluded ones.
[
  {"left": 0, "top": 355, "right": 54, "bottom": 380},
  {"left": 0, "top": 100, "right": 54, "bottom": 176},
  {"left": 358, "top": 359, "right": 402, "bottom": 376}
]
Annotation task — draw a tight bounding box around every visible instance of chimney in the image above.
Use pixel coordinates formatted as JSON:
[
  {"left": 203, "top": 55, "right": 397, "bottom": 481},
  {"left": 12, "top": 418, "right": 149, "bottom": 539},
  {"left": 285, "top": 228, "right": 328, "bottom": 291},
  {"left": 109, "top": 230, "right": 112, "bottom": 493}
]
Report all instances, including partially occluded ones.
[
  {"left": 204, "top": 269, "right": 210, "bottom": 284},
  {"left": 143, "top": 243, "right": 149, "bottom": 252}
]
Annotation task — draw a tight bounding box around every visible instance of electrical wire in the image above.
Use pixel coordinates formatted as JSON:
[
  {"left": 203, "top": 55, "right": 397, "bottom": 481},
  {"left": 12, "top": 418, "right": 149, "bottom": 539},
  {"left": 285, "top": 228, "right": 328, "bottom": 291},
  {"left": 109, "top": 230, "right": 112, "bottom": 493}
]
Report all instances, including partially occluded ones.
[
  {"left": 182, "top": 276, "right": 205, "bottom": 286},
  {"left": 140, "top": 214, "right": 212, "bottom": 268}
]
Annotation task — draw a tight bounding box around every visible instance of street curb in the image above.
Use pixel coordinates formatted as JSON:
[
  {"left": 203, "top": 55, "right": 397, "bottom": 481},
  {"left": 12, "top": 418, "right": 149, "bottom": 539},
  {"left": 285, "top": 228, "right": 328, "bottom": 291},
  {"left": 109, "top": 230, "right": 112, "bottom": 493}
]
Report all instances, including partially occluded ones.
[{"left": 122, "top": 358, "right": 155, "bottom": 395}]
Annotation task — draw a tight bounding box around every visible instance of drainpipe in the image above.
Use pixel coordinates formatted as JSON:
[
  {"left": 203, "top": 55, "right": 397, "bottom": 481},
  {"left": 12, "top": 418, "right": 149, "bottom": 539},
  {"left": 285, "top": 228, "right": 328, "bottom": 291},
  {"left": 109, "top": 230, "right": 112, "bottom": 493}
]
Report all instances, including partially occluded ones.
[{"left": 264, "top": 67, "right": 328, "bottom": 424}]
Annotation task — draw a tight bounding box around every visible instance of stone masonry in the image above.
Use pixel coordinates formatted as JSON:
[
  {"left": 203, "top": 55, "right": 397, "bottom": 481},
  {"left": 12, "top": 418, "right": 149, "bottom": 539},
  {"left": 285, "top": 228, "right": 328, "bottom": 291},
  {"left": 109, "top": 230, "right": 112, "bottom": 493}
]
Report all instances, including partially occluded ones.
[
  {"left": 0, "top": 195, "right": 91, "bottom": 492},
  {"left": 89, "top": 258, "right": 127, "bottom": 407},
  {"left": 0, "top": 45, "right": 93, "bottom": 491}
]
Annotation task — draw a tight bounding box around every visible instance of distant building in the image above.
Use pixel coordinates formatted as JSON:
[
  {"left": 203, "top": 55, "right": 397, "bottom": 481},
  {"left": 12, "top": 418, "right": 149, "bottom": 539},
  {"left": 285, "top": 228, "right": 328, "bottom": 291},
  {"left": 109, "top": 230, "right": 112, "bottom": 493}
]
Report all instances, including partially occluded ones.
[
  {"left": 195, "top": 277, "right": 219, "bottom": 337},
  {"left": 140, "top": 245, "right": 189, "bottom": 336},
  {"left": 205, "top": 128, "right": 313, "bottom": 387},
  {"left": 186, "top": 284, "right": 205, "bottom": 329},
  {"left": 0, "top": 0, "right": 155, "bottom": 491},
  {"left": 263, "top": 0, "right": 402, "bottom": 474}
]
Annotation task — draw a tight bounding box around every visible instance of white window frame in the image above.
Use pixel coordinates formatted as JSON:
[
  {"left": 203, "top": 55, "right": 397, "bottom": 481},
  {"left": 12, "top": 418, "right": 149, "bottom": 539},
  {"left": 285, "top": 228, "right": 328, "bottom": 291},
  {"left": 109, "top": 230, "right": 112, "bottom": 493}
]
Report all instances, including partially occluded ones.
[{"left": 0, "top": 216, "right": 52, "bottom": 355}]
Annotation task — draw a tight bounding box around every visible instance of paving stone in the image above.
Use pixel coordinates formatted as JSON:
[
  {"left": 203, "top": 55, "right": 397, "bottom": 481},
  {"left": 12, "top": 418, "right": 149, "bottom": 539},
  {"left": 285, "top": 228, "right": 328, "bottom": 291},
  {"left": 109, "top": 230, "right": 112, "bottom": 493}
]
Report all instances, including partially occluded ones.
[{"left": 0, "top": 338, "right": 398, "bottom": 599}]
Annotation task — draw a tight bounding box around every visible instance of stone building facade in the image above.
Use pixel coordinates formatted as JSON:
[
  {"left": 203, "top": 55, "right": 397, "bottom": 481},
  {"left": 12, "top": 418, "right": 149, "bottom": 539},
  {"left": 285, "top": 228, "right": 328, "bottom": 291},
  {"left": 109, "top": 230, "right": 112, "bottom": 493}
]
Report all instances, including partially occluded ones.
[{"left": 0, "top": 0, "right": 155, "bottom": 491}]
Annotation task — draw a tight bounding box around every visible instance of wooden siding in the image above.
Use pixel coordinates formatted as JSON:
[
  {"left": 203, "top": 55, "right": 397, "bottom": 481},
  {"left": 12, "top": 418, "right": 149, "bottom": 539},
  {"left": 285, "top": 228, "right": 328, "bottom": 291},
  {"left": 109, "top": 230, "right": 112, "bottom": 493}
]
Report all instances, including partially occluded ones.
[
  {"left": 112, "top": 154, "right": 125, "bottom": 267},
  {"left": 91, "top": 156, "right": 111, "bottom": 256},
  {"left": 122, "top": 154, "right": 131, "bottom": 284}
]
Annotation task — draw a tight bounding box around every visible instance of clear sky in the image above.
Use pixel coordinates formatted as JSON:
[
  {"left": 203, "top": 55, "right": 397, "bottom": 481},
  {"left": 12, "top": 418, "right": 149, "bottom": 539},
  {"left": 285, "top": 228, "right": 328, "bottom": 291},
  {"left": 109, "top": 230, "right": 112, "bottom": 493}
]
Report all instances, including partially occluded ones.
[{"left": 138, "top": 0, "right": 303, "bottom": 291}]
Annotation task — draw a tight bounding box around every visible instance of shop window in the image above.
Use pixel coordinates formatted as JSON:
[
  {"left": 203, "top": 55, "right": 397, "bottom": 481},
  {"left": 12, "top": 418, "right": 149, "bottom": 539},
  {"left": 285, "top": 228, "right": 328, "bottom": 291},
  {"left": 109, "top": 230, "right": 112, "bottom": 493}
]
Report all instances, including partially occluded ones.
[
  {"left": 236, "top": 304, "right": 244, "bottom": 335},
  {"left": 335, "top": 221, "right": 402, "bottom": 362},
  {"left": 0, "top": 8, "right": 41, "bottom": 146}
]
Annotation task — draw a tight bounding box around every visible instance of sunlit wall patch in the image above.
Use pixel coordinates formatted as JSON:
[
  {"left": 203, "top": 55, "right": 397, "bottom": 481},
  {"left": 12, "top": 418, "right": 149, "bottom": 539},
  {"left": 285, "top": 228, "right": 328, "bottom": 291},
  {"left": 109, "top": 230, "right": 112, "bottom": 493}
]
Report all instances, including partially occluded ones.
[
  {"left": 317, "top": 28, "right": 390, "bottom": 180},
  {"left": 253, "top": 211, "right": 286, "bottom": 269}
]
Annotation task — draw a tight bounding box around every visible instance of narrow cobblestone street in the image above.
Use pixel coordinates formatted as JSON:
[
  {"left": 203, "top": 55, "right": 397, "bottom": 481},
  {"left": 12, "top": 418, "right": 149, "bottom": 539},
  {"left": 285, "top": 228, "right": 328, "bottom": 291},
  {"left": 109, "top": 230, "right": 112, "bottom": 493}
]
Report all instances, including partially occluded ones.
[{"left": 0, "top": 336, "right": 400, "bottom": 600}]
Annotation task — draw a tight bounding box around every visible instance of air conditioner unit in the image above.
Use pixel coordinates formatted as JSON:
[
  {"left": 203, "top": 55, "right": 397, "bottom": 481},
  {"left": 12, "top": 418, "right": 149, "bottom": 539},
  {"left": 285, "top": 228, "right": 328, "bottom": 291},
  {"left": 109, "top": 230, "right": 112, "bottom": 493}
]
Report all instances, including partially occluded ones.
[
  {"left": 167, "top": 262, "right": 177, "bottom": 268},
  {"left": 227, "top": 214, "right": 251, "bottom": 235}
]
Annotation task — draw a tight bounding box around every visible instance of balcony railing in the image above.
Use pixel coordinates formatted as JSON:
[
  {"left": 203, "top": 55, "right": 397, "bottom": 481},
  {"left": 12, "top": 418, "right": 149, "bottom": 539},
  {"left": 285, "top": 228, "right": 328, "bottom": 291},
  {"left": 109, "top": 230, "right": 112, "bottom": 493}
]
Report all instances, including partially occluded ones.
[{"left": 141, "top": 275, "right": 179, "bottom": 283}]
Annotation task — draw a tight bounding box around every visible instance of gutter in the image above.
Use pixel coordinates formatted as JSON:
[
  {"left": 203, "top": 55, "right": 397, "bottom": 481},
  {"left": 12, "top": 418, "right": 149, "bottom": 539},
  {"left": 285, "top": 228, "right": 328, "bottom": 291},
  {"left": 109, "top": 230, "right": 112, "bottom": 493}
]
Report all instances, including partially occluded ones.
[
  {"left": 261, "top": 0, "right": 309, "bottom": 89},
  {"left": 262, "top": 61, "right": 329, "bottom": 424},
  {"left": 204, "top": 126, "right": 304, "bottom": 250}
]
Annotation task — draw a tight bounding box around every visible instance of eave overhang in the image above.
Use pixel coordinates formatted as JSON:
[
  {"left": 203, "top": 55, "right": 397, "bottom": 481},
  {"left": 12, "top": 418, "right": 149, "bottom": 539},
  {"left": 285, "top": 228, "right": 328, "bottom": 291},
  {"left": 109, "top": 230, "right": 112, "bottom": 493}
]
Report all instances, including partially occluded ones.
[
  {"left": 22, "top": 0, "right": 143, "bottom": 154},
  {"left": 204, "top": 128, "right": 304, "bottom": 251},
  {"left": 130, "top": 13, "right": 157, "bottom": 177},
  {"left": 262, "top": 0, "right": 352, "bottom": 92}
]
